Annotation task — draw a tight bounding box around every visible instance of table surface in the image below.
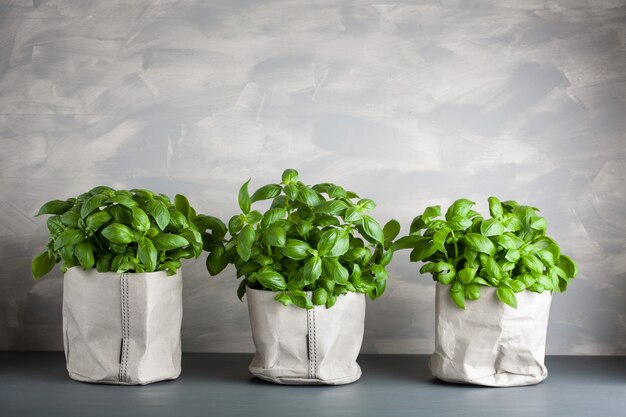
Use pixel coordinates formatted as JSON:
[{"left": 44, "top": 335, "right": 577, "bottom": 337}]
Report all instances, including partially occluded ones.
[{"left": 1, "top": 353, "right": 625, "bottom": 417}]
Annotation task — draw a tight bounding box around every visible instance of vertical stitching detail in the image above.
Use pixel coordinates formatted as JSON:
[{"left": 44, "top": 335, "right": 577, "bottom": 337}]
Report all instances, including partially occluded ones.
[
  {"left": 119, "top": 273, "right": 130, "bottom": 384},
  {"left": 311, "top": 308, "right": 317, "bottom": 380},
  {"left": 306, "top": 308, "right": 313, "bottom": 379}
]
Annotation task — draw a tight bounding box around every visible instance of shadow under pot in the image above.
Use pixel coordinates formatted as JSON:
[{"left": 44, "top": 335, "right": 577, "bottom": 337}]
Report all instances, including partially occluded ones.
[
  {"left": 246, "top": 287, "right": 365, "bottom": 385},
  {"left": 62, "top": 267, "right": 183, "bottom": 385},
  {"left": 430, "top": 282, "right": 552, "bottom": 387}
]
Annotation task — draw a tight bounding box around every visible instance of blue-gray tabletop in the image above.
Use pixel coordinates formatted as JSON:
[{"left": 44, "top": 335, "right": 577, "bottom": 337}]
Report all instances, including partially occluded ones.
[{"left": 1, "top": 353, "right": 624, "bottom": 417}]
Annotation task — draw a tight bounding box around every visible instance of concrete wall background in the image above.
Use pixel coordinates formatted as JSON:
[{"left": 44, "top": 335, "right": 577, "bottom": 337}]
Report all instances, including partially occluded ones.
[{"left": 1, "top": 0, "right": 625, "bottom": 354}]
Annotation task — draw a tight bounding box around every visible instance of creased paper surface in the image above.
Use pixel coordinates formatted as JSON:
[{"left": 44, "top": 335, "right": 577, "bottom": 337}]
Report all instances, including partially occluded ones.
[
  {"left": 430, "top": 282, "right": 552, "bottom": 387},
  {"left": 62, "top": 267, "right": 182, "bottom": 385},
  {"left": 246, "top": 288, "right": 365, "bottom": 385}
]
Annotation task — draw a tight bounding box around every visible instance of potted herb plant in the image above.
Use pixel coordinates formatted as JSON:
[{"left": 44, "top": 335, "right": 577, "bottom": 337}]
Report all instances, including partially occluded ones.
[
  {"left": 204, "top": 169, "right": 399, "bottom": 385},
  {"left": 392, "top": 197, "right": 578, "bottom": 387},
  {"left": 31, "top": 186, "right": 205, "bottom": 385}
]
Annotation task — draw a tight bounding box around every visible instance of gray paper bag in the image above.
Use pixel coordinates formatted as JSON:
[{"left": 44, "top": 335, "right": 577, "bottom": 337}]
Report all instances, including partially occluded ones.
[
  {"left": 63, "top": 267, "right": 183, "bottom": 385},
  {"left": 246, "top": 288, "right": 365, "bottom": 385},
  {"left": 430, "top": 282, "right": 552, "bottom": 387}
]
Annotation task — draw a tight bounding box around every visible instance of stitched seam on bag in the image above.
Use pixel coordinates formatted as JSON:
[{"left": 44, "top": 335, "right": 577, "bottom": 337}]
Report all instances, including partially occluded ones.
[
  {"left": 306, "top": 309, "right": 317, "bottom": 379},
  {"left": 312, "top": 308, "right": 316, "bottom": 379},
  {"left": 119, "top": 273, "right": 130, "bottom": 384}
]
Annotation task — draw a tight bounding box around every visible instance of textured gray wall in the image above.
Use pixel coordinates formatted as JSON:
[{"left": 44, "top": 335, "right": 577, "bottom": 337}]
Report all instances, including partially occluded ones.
[{"left": 1, "top": 0, "right": 625, "bottom": 354}]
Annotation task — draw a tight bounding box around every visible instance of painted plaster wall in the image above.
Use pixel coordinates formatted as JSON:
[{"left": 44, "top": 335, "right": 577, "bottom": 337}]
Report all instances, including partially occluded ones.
[{"left": 1, "top": 0, "right": 625, "bottom": 353}]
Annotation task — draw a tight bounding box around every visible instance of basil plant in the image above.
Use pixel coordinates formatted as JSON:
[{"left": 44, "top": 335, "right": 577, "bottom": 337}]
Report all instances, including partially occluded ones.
[
  {"left": 392, "top": 197, "right": 578, "bottom": 309},
  {"left": 31, "top": 186, "right": 205, "bottom": 279},
  {"left": 204, "top": 169, "right": 399, "bottom": 309}
]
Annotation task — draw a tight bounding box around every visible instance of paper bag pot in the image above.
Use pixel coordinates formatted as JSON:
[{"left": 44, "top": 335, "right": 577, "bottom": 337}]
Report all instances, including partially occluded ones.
[
  {"left": 62, "top": 267, "right": 183, "bottom": 385},
  {"left": 429, "top": 283, "right": 552, "bottom": 387},
  {"left": 246, "top": 288, "right": 365, "bottom": 385}
]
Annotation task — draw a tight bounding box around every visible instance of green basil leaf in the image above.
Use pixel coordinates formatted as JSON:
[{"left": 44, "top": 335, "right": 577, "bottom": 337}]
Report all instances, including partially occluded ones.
[
  {"left": 101, "top": 223, "right": 135, "bottom": 244},
  {"left": 496, "top": 245, "right": 516, "bottom": 261},
  {"left": 282, "top": 239, "right": 312, "bottom": 260},
  {"left": 522, "top": 254, "right": 544, "bottom": 274},
  {"left": 106, "top": 194, "right": 138, "bottom": 209},
  {"left": 328, "top": 230, "right": 350, "bottom": 256},
  {"left": 317, "top": 229, "right": 338, "bottom": 256},
  {"left": 146, "top": 199, "right": 171, "bottom": 231},
  {"left": 32, "top": 251, "right": 56, "bottom": 280},
  {"left": 195, "top": 215, "right": 227, "bottom": 237},
  {"left": 57, "top": 228, "right": 84, "bottom": 249},
  {"left": 236, "top": 224, "right": 255, "bottom": 261},
  {"left": 497, "top": 286, "right": 518, "bottom": 309},
  {"left": 322, "top": 257, "right": 348, "bottom": 284},
  {"left": 494, "top": 233, "right": 524, "bottom": 249},
  {"left": 260, "top": 208, "right": 287, "bottom": 229},
  {"left": 390, "top": 235, "right": 422, "bottom": 251},
  {"left": 174, "top": 194, "right": 191, "bottom": 218},
  {"left": 422, "top": 206, "right": 441, "bottom": 223},
  {"left": 481, "top": 255, "right": 502, "bottom": 280},
  {"left": 86, "top": 211, "right": 111, "bottom": 231},
  {"left": 558, "top": 254, "right": 578, "bottom": 278},
  {"left": 246, "top": 210, "right": 263, "bottom": 225},
  {"left": 138, "top": 237, "right": 157, "bottom": 272},
  {"left": 96, "top": 253, "right": 114, "bottom": 272},
  {"left": 151, "top": 233, "right": 189, "bottom": 251},
  {"left": 131, "top": 207, "right": 151, "bottom": 233},
  {"left": 297, "top": 185, "right": 323, "bottom": 207},
  {"left": 357, "top": 199, "right": 376, "bottom": 211},
  {"left": 251, "top": 184, "right": 282, "bottom": 203},
  {"left": 379, "top": 249, "right": 393, "bottom": 267},
  {"left": 445, "top": 198, "right": 474, "bottom": 221},
  {"left": 80, "top": 194, "right": 109, "bottom": 218},
  {"left": 537, "top": 249, "right": 554, "bottom": 266},
  {"left": 313, "top": 200, "right": 348, "bottom": 216},
  {"left": 313, "top": 288, "right": 328, "bottom": 305},
  {"left": 450, "top": 283, "right": 465, "bottom": 309},
  {"left": 46, "top": 216, "right": 64, "bottom": 235},
  {"left": 274, "top": 291, "right": 293, "bottom": 306},
  {"left": 361, "top": 215, "right": 384, "bottom": 245},
  {"left": 303, "top": 255, "right": 322, "bottom": 283},
  {"left": 74, "top": 241, "right": 95, "bottom": 269},
  {"left": 409, "top": 238, "right": 437, "bottom": 262},
  {"left": 283, "top": 184, "right": 299, "bottom": 200},
  {"left": 433, "top": 227, "right": 450, "bottom": 254},
  {"left": 458, "top": 267, "right": 477, "bottom": 284},
  {"left": 237, "top": 180, "right": 251, "bottom": 214},
  {"left": 257, "top": 270, "right": 287, "bottom": 291},
  {"left": 206, "top": 245, "right": 228, "bottom": 276},
  {"left": 488, "top": 196, "right": 504, "bottom": 219},
  {"left": 289, "top": 290, "right": 313, "bottom": 309},
  {"left": 228, "top": 214, "right": 245, "bottom": 235},
  {"left": 464, "top": 284, "right": 481, "bottom": 300},
  {"left": 281, "top": 168, "right": 299, "bottom": 184},
  {"left": 61, "top": 210, "right": 80, "bottom": 227},
  {"left": 383, "top": 219, "right": 401, "bottom": 245},
  {"left": 344, "top": 207, "right": 363, "bottom": 222},
  {"left": 480, "top": 218, "right": 504, "bottom": 237},
  {"left": 263, "top": 224, "right": 287, "bottom": 247},
  {"left": 510, "top": 280, "right": 526, "bottom": 293},
  {"left": 464, "top": 233, "right": 496, "bottom": 256},
  {"left": 36, "top": 199, "right": 73, "bottom": 216}
]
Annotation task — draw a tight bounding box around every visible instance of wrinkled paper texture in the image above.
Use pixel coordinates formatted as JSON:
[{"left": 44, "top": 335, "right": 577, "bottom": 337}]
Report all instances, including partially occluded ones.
[
  {"left": 63, "top": 267, "right": 182, "bottom": 385},
  {"left": 430, "top": 282, "right": 552, "bottom": 387},
  {"left": 246, "top": 288, "right": 365, "bottom": 385}
]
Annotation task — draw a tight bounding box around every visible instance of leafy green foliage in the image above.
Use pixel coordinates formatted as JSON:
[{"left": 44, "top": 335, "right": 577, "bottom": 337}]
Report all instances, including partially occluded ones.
[
  {"left": 31, "top": 187, "right": 204, "bottom": 279},
  {"left": 393, "top": 197, "right": 578, "bottom": 309},
  {"left": 203, "top": 169, "right": 396, "bottom": 309}
]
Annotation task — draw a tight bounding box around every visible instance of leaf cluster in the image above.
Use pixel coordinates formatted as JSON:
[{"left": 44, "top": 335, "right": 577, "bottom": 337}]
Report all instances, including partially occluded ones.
[
  {"left": 31, "top": 186, "right": 203, "bottom": 279},
  {"left": 392, "top": 197, "right": 578, "bottom": 309},
  {"left": 204, "top": 169, "right": 399, "bottom": 309}
]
